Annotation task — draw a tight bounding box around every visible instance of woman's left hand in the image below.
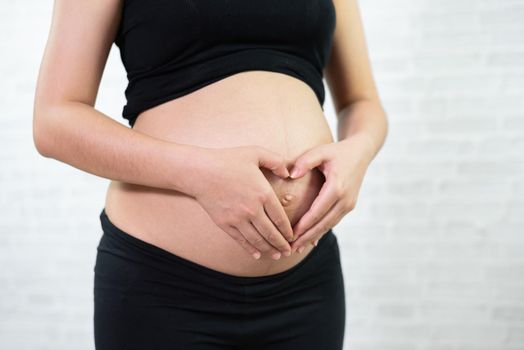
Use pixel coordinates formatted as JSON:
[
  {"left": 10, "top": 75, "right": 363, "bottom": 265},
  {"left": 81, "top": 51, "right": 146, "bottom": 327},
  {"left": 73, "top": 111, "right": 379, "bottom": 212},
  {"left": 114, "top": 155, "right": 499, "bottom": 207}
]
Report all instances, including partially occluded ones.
[{"left": 288, "top": 136, "right": 372, "bottom": 253}]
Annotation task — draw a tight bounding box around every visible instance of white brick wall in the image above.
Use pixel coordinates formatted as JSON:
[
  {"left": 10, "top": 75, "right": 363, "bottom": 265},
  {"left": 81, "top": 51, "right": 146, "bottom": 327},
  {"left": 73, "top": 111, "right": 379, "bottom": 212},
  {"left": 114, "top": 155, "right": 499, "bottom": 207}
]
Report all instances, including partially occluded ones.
[{"left": 1, "top": 0, "right": 523, "bottom": 349}]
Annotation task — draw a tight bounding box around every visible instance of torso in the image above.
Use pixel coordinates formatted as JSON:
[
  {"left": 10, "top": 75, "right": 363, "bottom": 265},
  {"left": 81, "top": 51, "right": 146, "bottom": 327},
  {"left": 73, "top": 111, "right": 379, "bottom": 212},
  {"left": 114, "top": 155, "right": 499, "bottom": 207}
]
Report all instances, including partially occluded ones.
[{"left": 104, "top": 70, "right": 334, "bottom": 277}]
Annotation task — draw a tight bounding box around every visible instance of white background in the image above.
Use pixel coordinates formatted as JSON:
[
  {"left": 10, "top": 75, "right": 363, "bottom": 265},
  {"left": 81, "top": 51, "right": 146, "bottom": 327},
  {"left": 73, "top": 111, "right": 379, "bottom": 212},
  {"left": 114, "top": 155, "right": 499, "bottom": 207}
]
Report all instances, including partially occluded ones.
[{"left": 1, "top": 0, "right": 523, "bottom": 349}]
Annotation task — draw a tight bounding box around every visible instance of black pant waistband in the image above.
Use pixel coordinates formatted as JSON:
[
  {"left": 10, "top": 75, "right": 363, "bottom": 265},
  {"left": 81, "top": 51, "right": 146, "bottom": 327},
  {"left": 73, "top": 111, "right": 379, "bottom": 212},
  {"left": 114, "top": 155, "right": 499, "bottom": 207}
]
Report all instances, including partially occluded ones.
[{"left": 98, "top": 207, "right": 337, "bottom": 286}]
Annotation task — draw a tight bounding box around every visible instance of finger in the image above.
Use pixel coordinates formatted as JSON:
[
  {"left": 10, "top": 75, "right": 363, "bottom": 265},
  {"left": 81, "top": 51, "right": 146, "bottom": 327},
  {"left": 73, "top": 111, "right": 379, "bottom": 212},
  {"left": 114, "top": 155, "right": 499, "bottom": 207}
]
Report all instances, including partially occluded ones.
[
  {"left": 289, "top": 146, "right": 326, "bottom": 179},
  {"left": 309, "top": 235, "right": 323, "bottom": 248},
  {"left": 256, "top": 146, "right": 290, "bottom": 178},
  {"left": 223, "top": 224, "right": 262, "bottom": 260},
  {"left": 292, "top": 199, "right": 345, "bottom": 252},
  {"left": 263, "top": 192, "right": 294, "bottom": 242},
  {"left": 236, "top": 220, "right": 283, "bottom": 260},
  {"left": 251, "top": 208, "right": 292, "bottom": 256},
  {"left": 291, "top": 199, "right": 345, "bottom": 253},
  {"left": 293, "top": 177, "right": 339, "bottom": 239}
]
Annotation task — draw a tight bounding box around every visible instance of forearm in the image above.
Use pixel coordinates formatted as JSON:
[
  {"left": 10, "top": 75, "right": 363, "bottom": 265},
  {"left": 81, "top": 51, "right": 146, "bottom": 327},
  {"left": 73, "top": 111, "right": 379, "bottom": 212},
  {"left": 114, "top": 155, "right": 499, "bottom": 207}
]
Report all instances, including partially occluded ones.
[
  {"left": 336, "top": 98, "right": 389, "bottom": 165},
  {"left": 33, "top": 101, "right": 205, "bottom": 195}
]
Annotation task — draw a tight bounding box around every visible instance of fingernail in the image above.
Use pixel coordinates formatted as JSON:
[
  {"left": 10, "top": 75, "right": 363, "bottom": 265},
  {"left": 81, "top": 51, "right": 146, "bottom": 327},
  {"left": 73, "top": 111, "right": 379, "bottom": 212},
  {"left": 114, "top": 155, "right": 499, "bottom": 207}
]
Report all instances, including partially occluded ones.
[
  {"left": 314, "top": 239, "right": 319, "bottom": 247},
  {"left": 252, "top": 251, "right": 261, "bottom": 260},
  {"left": 290, "top": 168, "right": 300, "bottom": 178},
  {"left": 298, "top": 246, "right": 305, "bottom": 254},
  {"left": 272, "top": 252, "right": 281, "bottom": 260},
  {"left": 284, "top": 250, "right": 291, "bottom": 257}
]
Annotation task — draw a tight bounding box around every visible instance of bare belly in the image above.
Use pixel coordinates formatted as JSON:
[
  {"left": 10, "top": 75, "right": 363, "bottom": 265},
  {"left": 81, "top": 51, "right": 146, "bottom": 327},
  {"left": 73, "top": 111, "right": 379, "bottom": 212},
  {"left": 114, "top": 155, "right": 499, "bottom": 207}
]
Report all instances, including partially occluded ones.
[{"left": 104, "top": 70, "right": 334, "bottom": 277}]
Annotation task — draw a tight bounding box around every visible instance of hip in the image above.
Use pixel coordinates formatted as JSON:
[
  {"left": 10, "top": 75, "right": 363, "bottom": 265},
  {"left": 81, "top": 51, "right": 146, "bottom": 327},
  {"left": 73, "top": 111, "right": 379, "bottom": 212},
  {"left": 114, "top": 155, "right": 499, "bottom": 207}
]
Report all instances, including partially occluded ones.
[
  {"left": 94, "top": 210, "right": 346, "bottom": 349},
  {"left": 95, "top": 206, "right": 344, "bottom": 302}
]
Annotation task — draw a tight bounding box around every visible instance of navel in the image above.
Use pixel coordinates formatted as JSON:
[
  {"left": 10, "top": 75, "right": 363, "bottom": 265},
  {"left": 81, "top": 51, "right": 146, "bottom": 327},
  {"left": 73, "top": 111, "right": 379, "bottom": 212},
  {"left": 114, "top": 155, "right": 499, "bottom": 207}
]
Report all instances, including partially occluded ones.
[{"left": 280, "top": 193, "right": 295, "bottom": 207}]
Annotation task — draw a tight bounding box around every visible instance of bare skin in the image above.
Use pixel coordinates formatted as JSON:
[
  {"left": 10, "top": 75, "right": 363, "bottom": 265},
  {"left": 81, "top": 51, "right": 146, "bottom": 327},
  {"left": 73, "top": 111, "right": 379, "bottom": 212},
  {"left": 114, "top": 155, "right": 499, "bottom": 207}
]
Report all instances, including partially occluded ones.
[
  {"left": 104, "top": 70, "right": 332, "bottom": 275},
  {"left": 33, "top": 0, "right": 388, "bottom": 277}
]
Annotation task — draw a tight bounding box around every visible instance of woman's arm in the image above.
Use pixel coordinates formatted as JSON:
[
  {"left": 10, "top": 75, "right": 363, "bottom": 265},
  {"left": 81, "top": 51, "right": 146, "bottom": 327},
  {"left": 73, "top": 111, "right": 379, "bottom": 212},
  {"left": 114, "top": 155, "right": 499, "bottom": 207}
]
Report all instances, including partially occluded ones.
[
  {"left": 33, "top": 0, "right": 295, "bottom": 258},
  {"left": 288, "top": 0, "right": 389, "bottom": 251},
  {"left": 324, "top": 0, "right": 389, "bottom": 164},
  {"left": 33, "top": 0, "right": 202, "bottom": 194}
]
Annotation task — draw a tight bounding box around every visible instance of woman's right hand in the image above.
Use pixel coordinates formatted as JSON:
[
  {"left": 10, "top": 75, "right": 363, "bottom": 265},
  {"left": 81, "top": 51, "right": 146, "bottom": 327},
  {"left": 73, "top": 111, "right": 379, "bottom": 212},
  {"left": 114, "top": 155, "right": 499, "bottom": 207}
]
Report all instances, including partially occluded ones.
[{"left": 186, "top": 145, "right": 294, "bottom": 260}]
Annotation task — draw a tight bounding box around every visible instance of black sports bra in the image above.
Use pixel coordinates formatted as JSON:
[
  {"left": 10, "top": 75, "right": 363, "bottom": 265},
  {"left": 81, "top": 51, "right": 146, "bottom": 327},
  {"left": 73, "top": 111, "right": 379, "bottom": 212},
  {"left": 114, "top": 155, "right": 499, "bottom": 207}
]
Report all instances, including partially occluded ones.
[{"left": 113, "top": 0, "right": 337, "bottom": 127}]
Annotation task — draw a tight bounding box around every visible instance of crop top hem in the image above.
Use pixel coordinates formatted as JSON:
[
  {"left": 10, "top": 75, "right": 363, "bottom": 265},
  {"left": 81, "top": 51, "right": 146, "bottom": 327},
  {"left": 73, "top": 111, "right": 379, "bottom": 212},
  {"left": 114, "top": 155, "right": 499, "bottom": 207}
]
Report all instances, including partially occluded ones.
[{"left": 122, "top": 49, "right": 326, "bottom": 127}]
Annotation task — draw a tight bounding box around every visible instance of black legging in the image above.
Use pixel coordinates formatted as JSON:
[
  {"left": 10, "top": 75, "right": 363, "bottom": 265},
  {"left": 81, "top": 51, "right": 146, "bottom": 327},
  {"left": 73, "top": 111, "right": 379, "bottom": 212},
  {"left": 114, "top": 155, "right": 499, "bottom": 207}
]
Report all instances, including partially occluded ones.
[{"left": 94, "top": 207, "right": 346, "bottom": 349}]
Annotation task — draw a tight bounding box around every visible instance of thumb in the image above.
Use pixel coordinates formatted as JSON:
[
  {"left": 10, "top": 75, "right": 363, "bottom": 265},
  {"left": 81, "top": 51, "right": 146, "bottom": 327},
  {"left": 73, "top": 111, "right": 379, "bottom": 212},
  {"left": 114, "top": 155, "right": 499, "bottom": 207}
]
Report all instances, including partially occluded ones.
[
  {"left": 289, "top": 147, "right": 325, "bottom": 179},
  {"left": 255, "top": 147, "right": 290, "bottom": 178}
]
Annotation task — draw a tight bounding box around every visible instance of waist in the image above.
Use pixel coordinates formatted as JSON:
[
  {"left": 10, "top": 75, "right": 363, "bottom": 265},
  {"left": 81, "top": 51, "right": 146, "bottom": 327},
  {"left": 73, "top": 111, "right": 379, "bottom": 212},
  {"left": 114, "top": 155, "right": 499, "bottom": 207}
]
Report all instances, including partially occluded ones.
[
  {"left": 105, "top": 70, "right": 334, "bottom": 277},
  {"left": 98, "top": 206, "right": 337, "bottom": 288}
]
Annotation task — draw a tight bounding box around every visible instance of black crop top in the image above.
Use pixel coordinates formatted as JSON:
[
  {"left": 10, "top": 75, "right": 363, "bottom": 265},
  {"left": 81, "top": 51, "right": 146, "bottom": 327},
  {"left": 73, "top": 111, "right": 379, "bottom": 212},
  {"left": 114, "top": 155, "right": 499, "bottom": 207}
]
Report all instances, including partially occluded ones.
[{"left": 113, "top": 0, "right": 337, "bottom": 127}]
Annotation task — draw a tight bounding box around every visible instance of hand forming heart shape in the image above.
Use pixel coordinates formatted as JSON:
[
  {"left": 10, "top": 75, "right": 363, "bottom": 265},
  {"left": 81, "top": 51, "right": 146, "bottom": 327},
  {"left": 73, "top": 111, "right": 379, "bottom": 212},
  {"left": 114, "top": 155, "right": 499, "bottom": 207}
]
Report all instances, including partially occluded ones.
[{"left": 285, "top": 137, "right": 373, "bottom": 253}]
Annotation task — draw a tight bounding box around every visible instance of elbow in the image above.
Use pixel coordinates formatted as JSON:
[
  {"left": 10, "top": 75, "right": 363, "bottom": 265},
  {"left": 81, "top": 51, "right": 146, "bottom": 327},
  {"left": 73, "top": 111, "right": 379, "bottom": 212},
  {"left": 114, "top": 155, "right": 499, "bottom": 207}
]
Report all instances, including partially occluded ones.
[
  {"left": 381, "top": 104, "right": 390, "bottom": 140},
  {"left": 33, "top": 133, "right": 51, "bottom": 158},
  {"left": 33, "top": 114, "right": 48, "bottom": 157},
  {"left": 32, "top": 106, "right": 56, "bottom": 158}
]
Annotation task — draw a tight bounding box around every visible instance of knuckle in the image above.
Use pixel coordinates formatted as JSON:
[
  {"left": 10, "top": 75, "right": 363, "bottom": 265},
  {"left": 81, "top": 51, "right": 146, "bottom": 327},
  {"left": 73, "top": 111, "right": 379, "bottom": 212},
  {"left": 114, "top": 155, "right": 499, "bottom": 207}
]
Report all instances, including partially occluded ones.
[
  {"left": 258, "top": 191, "right": 270, "bottom": 203},
  {"left": 239, "top": 242, "right": 255, "bottom": 254},
  {"left": 246, "top": 208, "right": 258, "bottom": 219},
  {"left": 240, "top": 204, "right": 257, "bottom": 219},
  {"left": 228, "top": 215, "right": 243, "bottom": 227},
  {"left": 340, "top": 200, "right": 350, "bottom": 212},
  {"left": 345, "top": 199, "right": 356, "bottom": 211},
  {"left": 236, "top": 236, "right": 248, "bottom": 244},
  {"left": 311, "top": 212, "right": 322, "bottom": 222},
  {"left": 252, "top": 236, "right": 266, "bottom": 247},
  {"left": 215, "top": 217, "right": 227, "bottom": 227},
  {"left": 334, "top": 186, "right": 345, "bottom": 197},
  {"left": 330, "top": 166, "right": 340, "bottom": 176},
  {"left": 266, "top": 232, "right": 276, "bottom": 243},
  {"left": 218, "top": 216, "right": 233, "bottom": 228},
  {"left": 297, "top": 235, "right": 310, "bottom": 246},
  {"left": 315, "top": 224, "right": 327, "bottom": 235}
]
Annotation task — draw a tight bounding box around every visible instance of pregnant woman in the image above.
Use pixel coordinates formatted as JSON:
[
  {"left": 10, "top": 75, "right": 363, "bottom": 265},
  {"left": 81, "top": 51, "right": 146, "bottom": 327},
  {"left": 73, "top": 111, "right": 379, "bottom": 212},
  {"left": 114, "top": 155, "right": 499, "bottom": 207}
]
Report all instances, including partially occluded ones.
[{"left": 33, "top": 0, "right": 388, "bottom": 349}]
